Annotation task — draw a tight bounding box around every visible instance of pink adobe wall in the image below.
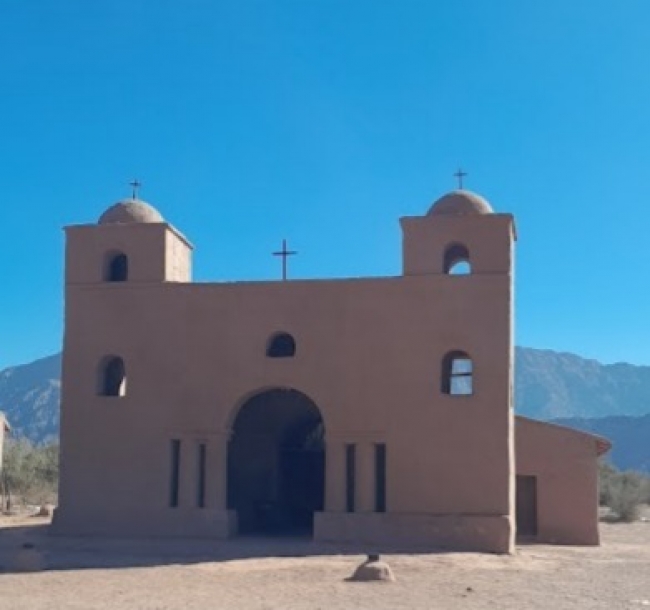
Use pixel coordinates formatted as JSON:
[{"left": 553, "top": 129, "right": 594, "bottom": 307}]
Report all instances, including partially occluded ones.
[
  {"left": 516, "top": 416, "right": 603, "bottom": 545},
  {"left": 55, "top": 204, "right": 517, "bottom": 552},
  {"left": 58, "top": 276, "right": 512, "bottom": 499}
]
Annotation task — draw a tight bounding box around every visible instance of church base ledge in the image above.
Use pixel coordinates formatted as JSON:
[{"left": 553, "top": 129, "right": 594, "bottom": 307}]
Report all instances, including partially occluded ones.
[
  {"left": 314, "top": 511, "right": 514, "bottom": 554},
  {"left": 51, "top": 507, "right": 238, "bottom": 538}
]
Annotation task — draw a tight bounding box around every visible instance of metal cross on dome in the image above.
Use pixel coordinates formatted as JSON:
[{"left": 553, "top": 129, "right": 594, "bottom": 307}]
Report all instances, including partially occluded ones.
[
  {"left": 273, "top": 239, "right": 297, "bottom": 282},
  {"left": 453, "top": 168, "right": 467, "bottom": 189},
  {"left": 129, "top": 179, "right": 142, "bottom": 199}
]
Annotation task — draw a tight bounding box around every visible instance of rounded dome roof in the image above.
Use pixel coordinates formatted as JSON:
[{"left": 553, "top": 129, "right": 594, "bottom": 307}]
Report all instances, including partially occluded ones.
[
  {"left": 427, "top": 190, "right": 493, "bottom": 216},
  {"left": 98, "top": 198, "right": 164, "bottom": 225}
]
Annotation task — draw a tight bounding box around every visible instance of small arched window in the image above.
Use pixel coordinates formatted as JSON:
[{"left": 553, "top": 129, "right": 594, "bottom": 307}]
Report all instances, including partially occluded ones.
[
  {"left": 99, "top": 356, "right": 127, "bottom": 397},
  {"left": 444, "top": 243, "right": 471, "bottom": 275},
  {"left": 105, "top": 252, "right": 129, "bottom": 282},
  {"left": 266, "top": 332, "right": 296, "bottom": 358},
  {"left": 441, "top": 351, "right": 473, "bottom": 395}
]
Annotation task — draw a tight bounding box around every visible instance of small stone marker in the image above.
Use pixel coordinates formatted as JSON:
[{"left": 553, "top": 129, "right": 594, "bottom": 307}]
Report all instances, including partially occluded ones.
[{"left": 346, "top": 554, "right": 395, "bottom": 582}]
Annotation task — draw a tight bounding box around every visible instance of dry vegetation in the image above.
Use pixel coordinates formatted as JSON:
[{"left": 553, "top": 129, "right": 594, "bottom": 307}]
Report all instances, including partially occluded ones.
[
  {"left": 1, "top": 440, "right": 58, "bottom": 510},
  {"left": 599, "top": 460, "right": 650, "bottom": 522}
]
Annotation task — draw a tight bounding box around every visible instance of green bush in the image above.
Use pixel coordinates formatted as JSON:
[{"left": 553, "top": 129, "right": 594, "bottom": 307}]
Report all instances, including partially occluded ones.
[
  {"left": 599, "top": 460, "right": 650, "bottom": 522},
  {"left": 1, "top": 439, "right": 59, "bottom": 509}
]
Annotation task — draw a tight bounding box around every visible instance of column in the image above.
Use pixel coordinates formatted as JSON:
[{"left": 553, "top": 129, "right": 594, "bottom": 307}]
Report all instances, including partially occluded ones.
[
  {"left": 325, "top": 439, "right": 346, "bottom": 512},
  {"left": 206, "top": 431, "right": 230, "bottom": 510},
  {"left": 356, "top": 441, "right": 375, "bottom": 513}
]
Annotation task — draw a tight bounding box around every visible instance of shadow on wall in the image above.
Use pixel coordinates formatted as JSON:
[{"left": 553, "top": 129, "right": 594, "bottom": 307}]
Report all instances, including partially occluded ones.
[{"left": 0, "top": 522, "right": 480, "bottom": 573}]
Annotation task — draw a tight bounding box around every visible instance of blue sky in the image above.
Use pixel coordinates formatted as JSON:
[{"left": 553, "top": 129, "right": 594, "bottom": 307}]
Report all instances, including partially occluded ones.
[{"left": 1, "top": 0, "right": 650, "bottom": 370}]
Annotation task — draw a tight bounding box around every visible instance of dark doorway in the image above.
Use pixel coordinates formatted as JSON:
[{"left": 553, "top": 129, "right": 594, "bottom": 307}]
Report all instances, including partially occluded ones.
[
  {"left": 516, "top": 475, "right": 538, "bottom": 538},
  {"left": 227, "top": 388, "right": 325, "bottom": 536}
]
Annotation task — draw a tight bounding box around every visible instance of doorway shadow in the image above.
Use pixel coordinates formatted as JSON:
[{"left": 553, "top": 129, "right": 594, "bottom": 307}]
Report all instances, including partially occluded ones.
[{"left": 227, "top": 388, "right": 325, "bottom": 536}]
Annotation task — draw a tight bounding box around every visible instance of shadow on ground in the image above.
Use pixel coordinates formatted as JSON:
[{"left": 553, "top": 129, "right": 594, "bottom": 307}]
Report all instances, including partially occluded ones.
[{"left": 0, "top": 520, "right": 476, "bottom": 573}]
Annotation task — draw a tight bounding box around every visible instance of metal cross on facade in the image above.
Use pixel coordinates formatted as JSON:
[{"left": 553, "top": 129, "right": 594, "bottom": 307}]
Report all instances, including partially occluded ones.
[
  {"left": 453, "top": 168, "right": 467, "bottom": 189},
  {"left": 273, "top": 239, "right": 297, "bottom": 281},
  {"left": 129, "top": 179, "right": 142, "bottom": 199}
]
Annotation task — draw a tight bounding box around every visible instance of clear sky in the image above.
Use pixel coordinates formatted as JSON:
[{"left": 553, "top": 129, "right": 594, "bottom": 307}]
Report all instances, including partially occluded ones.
[{"left": 1, "top": 0, "right": 650, "bottom": 370}]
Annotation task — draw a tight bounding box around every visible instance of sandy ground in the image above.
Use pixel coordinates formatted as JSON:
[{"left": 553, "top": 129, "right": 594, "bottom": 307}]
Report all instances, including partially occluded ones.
[{"left": 0, "top": 514, "right": 649, "bottom": 610}]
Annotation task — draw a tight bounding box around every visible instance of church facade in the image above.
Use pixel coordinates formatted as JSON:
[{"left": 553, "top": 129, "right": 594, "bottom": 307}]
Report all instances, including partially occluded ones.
[{"left": 53, "top": 189, "right": 609, "bottom": 553}]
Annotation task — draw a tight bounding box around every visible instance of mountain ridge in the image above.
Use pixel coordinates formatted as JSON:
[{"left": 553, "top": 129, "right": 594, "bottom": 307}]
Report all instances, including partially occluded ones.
[
  {"left": 0, "top": 353, "right": 61, "bottom": 443},
  {"left": 514, "top": 346, "right": 650, "bottom": 419}
]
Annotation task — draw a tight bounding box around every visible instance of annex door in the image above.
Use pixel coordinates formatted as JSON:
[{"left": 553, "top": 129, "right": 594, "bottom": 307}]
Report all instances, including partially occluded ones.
[
  {"left": 227, "top": 388, "right": 325, "bottom": 535},
  {"left": 516, "top": 475, "right": 538, "bottom": 538}
]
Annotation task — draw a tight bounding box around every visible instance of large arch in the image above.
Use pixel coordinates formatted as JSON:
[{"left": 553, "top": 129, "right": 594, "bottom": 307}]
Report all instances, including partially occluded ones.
[{"left": 227, "top": 388, "right": 325, "bottom": 536}]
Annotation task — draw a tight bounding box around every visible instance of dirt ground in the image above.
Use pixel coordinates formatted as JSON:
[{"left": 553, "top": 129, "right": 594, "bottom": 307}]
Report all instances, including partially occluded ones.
[{"left": 0, "top": 514, "right": 649, "bottom": 610}]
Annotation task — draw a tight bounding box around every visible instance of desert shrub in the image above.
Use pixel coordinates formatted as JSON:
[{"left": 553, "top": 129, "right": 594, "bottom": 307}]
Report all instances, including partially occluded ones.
[
  {"left": 599, "top": 460, "right": 650, "bottom": 522},
  {"left": 1, "top": 438, "right": 59, "bottom": 509},
  {"left": 599, "top": 461, "right": 617, "bottom": 505}
]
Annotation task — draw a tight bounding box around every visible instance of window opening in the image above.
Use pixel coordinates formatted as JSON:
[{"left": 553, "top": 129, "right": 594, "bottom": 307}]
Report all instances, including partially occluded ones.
[
  {"left": 444, "top": 243, "right": 471, "bottom": 275},
  {"left": 345, "top": 444, "right": 356, "bottom": 513},
  {"left": 100, "top": 356, "right": 127, "bottom": 397},
  {"left": 374, "top": 443, "right": 387, "bottom": 513},
  {"left": 106, "top": 252, "right": 128, "bottom": 282},
  {"left": 197, "top": 442, "right": 207, "bottom": 508},
  {"left": 266, "top": 332, "right": 296, "bottom": 358},
  {"left": 170, "top": 439, "right": 181, "bottom": 508},
  {"left": 441, "top": 351, "right": 473, "bottom": 395}
]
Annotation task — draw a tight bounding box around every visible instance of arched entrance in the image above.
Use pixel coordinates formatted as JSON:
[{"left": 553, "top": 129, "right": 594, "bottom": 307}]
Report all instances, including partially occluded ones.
[{"left": 227, "top": 388, "right": 325, "bottom": 535}]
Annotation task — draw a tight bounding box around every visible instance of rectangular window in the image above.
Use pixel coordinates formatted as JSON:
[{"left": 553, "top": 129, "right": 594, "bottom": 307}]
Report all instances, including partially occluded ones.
[
  {"left": 450, "top": 356, "right": 473, "bottom": 395},
  {"left": 375, "top": 443, "right": 387, "bottom": 513},
  {"left": 170, "top": 439, "right": 181, "bottom": 508},
  {"left": 197, "top": 442, "right": 207, "bottom": 508},
  {"left": 345, "top": 443, "right": 356, "bottom": 513}
]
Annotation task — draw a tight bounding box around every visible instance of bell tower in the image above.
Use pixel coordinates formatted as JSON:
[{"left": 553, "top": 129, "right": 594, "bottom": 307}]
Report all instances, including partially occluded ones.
[
  {"left": 64, "top": 198, "right": 193, "bottom": 286},
  {"left": 400, "top": 190, "right": 515, "bottom": 277},
  {"left": 400, "top": 187, "right": 518, "bottom": 552},
  {"left": 58, "top": 195, "right": 193, "bottom": 528}
]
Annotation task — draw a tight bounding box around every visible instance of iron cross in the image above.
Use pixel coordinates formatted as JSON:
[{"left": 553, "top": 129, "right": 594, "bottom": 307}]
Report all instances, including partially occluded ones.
[
  {"left": 453, "top": 168, "right": 467, "bottom": 189},
  {"left": 273, "top": 239, "right": 297, "bottom": 281},
  {"left": 129, "top": 179, "right": 142, "bottom": 199}
]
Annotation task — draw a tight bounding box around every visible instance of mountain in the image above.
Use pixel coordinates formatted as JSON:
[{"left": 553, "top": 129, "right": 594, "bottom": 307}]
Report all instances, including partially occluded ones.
[
  {"left": 0, "top": 353, "right": 61, "bottom": 443},
  {"left": 1, "top": 347, "right": 650, "bottom": 447},
  {"left": 515, "top": 346, "right": 650, "bottom": 419}
]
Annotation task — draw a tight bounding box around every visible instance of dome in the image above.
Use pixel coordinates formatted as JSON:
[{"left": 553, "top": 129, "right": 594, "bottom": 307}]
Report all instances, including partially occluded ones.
[
  {"left": 427, "top": 190, "right": 493, "bottom": 216},
  {"left": 98, "top": 198, "right": 164, "bottom": 225}
]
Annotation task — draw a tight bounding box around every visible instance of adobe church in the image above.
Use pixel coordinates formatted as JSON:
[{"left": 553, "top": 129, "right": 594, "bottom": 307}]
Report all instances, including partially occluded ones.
[{"left": 53, "top": 187, "right": 609, "bottom": 553}]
